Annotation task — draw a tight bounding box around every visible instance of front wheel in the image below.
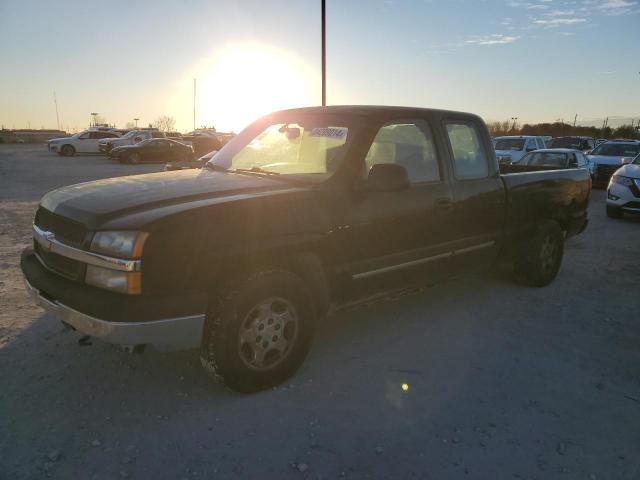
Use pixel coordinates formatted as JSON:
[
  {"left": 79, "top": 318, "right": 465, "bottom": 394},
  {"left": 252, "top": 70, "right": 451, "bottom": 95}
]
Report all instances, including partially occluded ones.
[
  {"left": 606, "top": 205, "right": 623, "bottom": 219},
  {"left": 60, "top": 144, "right": 75, "bottom": 157},
  {"left": 513, "top": 220, "right": 564, "bottom": 287},
  {"left": 200, "top": 269, "right": 316, "bottom": 393}
]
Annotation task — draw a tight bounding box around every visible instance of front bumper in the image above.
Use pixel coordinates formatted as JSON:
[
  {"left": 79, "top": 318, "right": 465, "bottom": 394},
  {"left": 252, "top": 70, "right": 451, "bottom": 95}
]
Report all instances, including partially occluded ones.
[
  {"left": 98, "top": 143, "right": 111, "bottom": 153},
  {"left": 21, "top": 248, "right": 206, "bottom": 351},
  {"left": 607, "top": 183, "right": 640, "bottom": 215}
]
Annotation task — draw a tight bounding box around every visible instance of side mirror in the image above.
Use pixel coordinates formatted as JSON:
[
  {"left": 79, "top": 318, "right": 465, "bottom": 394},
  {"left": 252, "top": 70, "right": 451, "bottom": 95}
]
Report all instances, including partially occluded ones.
[
  {"left": 621, "top": 157, "right": 634, "bottom": 165},
  {"left": 365, "top": 164, "right": 410, "bottom": 192}
]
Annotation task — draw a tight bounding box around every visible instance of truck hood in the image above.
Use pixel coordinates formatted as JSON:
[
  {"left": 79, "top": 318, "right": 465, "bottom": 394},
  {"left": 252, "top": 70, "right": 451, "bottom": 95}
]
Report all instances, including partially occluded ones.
[
  {"left": 40, "top": 169, "right": 296, "bottom": 228},
  {"left": 587, "top": 155, "right": 624, "bottom": 166}
]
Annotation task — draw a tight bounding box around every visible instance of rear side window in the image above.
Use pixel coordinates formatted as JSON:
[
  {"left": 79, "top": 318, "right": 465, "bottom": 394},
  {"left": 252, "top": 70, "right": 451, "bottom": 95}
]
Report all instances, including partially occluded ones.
[
  {"left": 365, "top": 119, "right": 440, "bottom": 183},
  {"left": 152, "top": 131, "right": 164, "bottom": 138},
  {"left": 445, "top": 122, "right": 488, "bottom": 180},
  {"left": 537, "top": 138, "right": 545, "bottom": 149}
]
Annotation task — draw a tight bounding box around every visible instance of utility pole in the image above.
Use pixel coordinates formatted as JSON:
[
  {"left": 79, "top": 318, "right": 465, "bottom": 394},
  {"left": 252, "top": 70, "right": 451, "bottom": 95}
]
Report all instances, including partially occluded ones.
[
  {"left": 573, "top": 114, "right": 577, "bottom": 127},
  {"left": 321, "top": 0, "right": 326, "bottom": 106},
  {"left": 193, "top": 78, "right": 197, "bottom": 130},
  {"left": 53, "top": 91, "right": 60, "bottom": 131}
]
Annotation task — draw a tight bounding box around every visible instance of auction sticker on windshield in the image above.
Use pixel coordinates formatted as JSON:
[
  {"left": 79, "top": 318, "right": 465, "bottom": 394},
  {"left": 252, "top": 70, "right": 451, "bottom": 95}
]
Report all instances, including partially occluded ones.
[{"left": 310, "top": 127, "right": 348, "bottom": 140}]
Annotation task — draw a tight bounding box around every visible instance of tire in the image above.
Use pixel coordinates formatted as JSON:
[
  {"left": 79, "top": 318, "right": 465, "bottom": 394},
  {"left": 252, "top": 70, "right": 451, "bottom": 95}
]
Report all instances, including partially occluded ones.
[
  {"left": 200, "top": 269, "right": 316, "bottom": 393},
  {"left": 128, "top": 152, "right": 141, "bottom": 164},
  {"left": 606, "top": 205, "right": 623, "bottom": 219},
  {"left": 60, "top": 144, "right": 75, "bottom": 157},
  {"left": 513, "top": 220, "right": 564, "bottom": 288}
]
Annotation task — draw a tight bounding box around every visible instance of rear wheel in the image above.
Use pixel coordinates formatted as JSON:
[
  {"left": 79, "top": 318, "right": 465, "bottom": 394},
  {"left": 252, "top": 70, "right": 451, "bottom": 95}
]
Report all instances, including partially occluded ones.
[
  {"left": 513, "top": 220, "right": 564, "bottom": 287},
  {"left": 128, "top": 152, "right": 141, "bottom": 164},
  {"left": 606, "top": 205, "right": 623, "bottom": 219},
  {"left": 60, "top": 144, "right": 75, "bottom": 157},
  {"left": 200, "top": 269, "right": 316, "bottom": 393}
]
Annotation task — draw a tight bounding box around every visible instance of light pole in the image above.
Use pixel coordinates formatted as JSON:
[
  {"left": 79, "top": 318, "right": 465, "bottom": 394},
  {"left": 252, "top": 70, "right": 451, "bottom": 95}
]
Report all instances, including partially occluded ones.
[
  {"left": 321, "top": 0, "right": 326, "bottom": 106},
  {"left": 133, "top": 118, "right": 139, "bottom": 127},
  {"left": 90, "top": 112, "right": 98, "bottom": 127},
  {"left": 511, "top": 117, "right": 518, "bottom": 132}
]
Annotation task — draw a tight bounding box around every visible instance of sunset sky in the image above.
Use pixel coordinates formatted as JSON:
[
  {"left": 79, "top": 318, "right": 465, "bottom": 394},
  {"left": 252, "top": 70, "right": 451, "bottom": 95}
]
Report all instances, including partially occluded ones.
[{"left": 0, "top": 0, "right": 638, "bottom": 133}]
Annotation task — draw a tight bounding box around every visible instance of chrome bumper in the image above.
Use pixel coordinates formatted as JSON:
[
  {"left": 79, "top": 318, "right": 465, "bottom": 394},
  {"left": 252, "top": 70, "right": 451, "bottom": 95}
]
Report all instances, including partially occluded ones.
[{"left": 23, "top": 277, "right": 204, "bottom": 352}]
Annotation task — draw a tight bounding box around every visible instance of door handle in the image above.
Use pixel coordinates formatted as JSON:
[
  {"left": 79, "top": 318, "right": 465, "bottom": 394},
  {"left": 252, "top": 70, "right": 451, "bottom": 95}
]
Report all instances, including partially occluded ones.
[{"left": 435, "top": 198, "right": 453, "bottom": 213}]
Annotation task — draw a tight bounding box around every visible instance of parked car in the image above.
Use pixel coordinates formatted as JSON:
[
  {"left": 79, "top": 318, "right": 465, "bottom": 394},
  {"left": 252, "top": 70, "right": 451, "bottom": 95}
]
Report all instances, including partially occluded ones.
[
  {"left": 587, "top": 139, "right": 640, "bottom": 187},
  {"left": 21, "top": 106, "right": 590, "bottom": 393},
  {"left": 165, "top": 149, "right": 217, "bottom": 171},
  {"left": 493, "top": 135, "right": 546, "bottom": 164},
  {"left": 108, "top": 138, "right": 193, "bottom": 164},
  {"left": 502, "top": 148, "right": 590, "bottom": 172},
  {"left": 48, "top": 129, "right": 121, "bottom": 156},
  {"left": 547, "top": 136, "right": 595, "bottom": 152},
  {"left": 98, "top": 128, "right": 165, "bottom": 153},
  {"left": 180, "top": 132, "right": 223, "bottom": 157},
  {"left": 606, "top": 153, "right": 640, "bottom": 218}
]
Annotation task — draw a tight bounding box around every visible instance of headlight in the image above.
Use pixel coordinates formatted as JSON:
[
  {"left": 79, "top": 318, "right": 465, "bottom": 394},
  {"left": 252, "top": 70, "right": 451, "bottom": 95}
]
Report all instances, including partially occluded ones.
[
  {"left": 610, "top": 175, "right": 634, "bottom": 187},
  {"left": 90, "top": 231, "right": 148, "bottom": 258},
  {"left": 85, "top": 265, "right": 141, "bottom": 294}
]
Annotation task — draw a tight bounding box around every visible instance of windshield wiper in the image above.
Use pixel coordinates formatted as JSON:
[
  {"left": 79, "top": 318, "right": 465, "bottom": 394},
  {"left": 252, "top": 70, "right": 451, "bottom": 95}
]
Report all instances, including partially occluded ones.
[
  {"left": 204, "top": 163, "right": 228, "bottom": 172},
  {"left": 234, "top": 166, "right": 280, "bottom": 175}
]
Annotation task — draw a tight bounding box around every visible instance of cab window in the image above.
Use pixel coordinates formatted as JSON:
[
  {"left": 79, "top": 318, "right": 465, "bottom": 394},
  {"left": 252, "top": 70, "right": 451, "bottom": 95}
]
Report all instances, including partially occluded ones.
[
  {"left": 445, "top": 121, "right": 488, "bottom": 179},
  {"left": 365, "top": 120, "right": 440, "bottom": 183}
]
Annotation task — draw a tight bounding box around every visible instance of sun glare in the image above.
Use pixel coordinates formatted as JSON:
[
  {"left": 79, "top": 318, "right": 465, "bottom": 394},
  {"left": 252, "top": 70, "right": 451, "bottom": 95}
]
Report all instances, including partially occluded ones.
[{"left": 186, "top": 44, "right": 316, "bottom": 132}]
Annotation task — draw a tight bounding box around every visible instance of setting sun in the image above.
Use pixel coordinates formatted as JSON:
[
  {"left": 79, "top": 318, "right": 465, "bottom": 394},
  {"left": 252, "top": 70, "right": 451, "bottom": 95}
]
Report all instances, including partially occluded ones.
[{"left": 181, "top": 44, "right": 317, "bottom": 132}]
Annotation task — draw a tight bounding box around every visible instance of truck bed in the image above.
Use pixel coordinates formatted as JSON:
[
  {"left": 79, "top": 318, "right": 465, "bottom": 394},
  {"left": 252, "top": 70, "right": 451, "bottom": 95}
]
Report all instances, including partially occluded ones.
[{"left": 500, "top": 167, "right": 591, "bottom": 240}]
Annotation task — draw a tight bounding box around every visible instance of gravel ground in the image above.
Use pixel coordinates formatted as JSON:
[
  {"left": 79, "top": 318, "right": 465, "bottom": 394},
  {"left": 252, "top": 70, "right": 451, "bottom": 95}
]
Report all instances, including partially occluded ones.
[{"left": 1, "top": 144, "right": 639, "bottom": 480}]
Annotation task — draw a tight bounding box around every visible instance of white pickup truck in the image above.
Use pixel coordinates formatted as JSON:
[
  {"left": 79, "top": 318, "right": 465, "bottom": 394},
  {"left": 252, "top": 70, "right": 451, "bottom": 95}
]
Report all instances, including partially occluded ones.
[
  {"left": 494, "top": 136, "right": 547, "bottom": 165},
  {"left": 48, "top": 129, "right": 121, "bottom": 156},
  {"left": 98, "top": 129, "right": 165, "bottom": 154}
]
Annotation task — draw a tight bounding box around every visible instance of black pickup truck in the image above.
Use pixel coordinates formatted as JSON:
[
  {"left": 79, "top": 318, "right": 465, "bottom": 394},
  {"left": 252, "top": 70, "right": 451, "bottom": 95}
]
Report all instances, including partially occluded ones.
[{"left": 21, "top": 106, "right": 590, "bottom": 392}]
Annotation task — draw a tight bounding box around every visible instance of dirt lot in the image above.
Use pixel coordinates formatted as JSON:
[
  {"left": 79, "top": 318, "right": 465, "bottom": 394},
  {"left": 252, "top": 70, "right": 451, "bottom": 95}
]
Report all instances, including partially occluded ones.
[{"left": 1, "top": 144, "right": 639, "bottom": 479}]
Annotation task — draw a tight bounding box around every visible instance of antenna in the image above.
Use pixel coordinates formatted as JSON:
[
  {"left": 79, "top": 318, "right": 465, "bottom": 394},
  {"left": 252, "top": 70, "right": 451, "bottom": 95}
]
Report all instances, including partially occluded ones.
[{"left": 53, "top": 91, "right": 61, "bottom": 131}]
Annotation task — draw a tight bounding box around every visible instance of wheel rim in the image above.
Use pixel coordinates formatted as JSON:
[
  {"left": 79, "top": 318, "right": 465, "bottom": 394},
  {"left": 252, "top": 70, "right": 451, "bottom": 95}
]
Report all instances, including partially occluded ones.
[
  {"left": 539, "top": 234, "right": 558, "bottom": 274},
  {"left": 238, "top": 297, "right": 298, "bottom": 371}
]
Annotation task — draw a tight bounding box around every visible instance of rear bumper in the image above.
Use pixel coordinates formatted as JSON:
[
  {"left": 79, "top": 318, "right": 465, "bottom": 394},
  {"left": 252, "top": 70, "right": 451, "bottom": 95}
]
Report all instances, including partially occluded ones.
[{"left": 21, "top": 248, "right": 206, "bottom": 351}]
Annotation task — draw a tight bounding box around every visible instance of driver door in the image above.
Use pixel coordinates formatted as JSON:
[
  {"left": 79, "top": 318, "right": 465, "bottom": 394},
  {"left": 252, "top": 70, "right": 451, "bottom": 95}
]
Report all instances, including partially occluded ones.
[{"left": 335, "top": 118, "right": 455, "bottom": 288}]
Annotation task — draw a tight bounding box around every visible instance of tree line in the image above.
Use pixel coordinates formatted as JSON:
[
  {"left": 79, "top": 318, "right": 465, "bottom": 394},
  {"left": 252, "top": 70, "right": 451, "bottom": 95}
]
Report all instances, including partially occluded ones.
[{"left": 486, "top": 120, "right": 640, "bottom": 140}]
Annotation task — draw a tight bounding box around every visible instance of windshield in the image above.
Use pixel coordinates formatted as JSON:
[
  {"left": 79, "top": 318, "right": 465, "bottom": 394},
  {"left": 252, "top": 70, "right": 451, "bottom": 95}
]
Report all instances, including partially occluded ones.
[
  {"left": 590, "top": 143, "right": 640, "bottom": 157},
  {"left": 209, "top": 116, "right": 351, "bottom": 180},
  {"left": 521, "top": 151, "right": 567, "bottom": 168},
  {"left": 549, "top": 137, "right": 584, "bottom": 149},
  {"left": 494, "top": 139, "right": 525, "bottom": 151}
]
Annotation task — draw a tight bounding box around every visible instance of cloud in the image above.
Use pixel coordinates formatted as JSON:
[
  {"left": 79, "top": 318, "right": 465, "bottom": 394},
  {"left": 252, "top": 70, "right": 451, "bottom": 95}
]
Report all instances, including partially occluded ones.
[
  {"left": 533, "top": 17, "right": 587, "bottom": 26},
  {"left": 464, "top": 34, "right": 520, "bottom": 45}
]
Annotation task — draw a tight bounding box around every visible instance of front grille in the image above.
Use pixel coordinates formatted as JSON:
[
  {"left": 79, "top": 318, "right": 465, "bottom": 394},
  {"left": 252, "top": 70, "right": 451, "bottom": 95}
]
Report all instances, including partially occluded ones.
[
  {"left": 34, "top": 242, "right": 84, "bottom": 281},
  {"left": 34, "top": 208, "right": 87, "bottom": 248},
  {"left": 595, "top": 164, "right": 620, "bottom": 183}
]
